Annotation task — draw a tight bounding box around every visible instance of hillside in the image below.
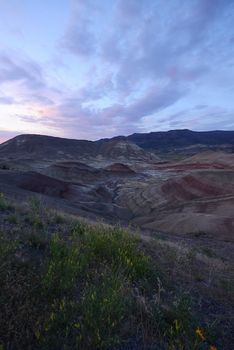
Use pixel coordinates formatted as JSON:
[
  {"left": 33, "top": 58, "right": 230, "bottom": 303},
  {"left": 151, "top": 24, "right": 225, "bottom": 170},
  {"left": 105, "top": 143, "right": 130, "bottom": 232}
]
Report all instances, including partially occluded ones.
[
  {"left": 126, "top": 129, "right": 234, "bottom": 152},
  {"left": 0, "top": 194, "right": 233, "bottom": 349},
  {"left": 1, "top": 132, "right": 234, "bottom": 239},
  {"left": 181, "top": 151, "right": 234, "bottom": 167},
  {"left": 0, "top": 134, "right": 96, "bottom": 159},
  {"left": 2, "top": 130, "right": 233, "bottom": 161},
  {"left": 0, "top": 134, "right": 158, "bottom": 162}
]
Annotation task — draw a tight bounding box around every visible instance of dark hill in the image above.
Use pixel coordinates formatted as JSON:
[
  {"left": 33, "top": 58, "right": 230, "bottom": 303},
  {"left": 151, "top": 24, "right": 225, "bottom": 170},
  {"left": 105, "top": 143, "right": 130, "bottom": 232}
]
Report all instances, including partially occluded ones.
[
  {"left": 0, "top": 134, "right": 158, "bottom": 161},
  {"left": 126, "top": 129, "right": 234, "bottom": 152},
  {"left": 1, "top": 130, "right": 234, "bottom": 159},
  {"left": 0, "top": 134, "right": 96, "bottom": 159}
]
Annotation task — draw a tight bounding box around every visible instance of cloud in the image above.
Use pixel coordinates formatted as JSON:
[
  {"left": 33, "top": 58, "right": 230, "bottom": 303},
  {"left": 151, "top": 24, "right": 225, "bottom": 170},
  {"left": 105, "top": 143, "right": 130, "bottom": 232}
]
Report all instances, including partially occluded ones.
[
  {"left": 0, "top": 52, "right": 45, "bottom": 89},
  {"left": 164, "top": 106, "right": 234, "bottom": 131},
  {"left": 23, "top": 94, "right": 55, "bottom": 106},
  {"left": 116, "top": 0, "right": 146, "bottom": 19},
  {"left": 61, "top": 0, "right": 98, "bottom": 57},
  {"left": 106, "top": 0, "right": 232, "bottom": 96},
  {"left": 0, "top": 50, "right": 61, "bottom": 112},
  {"left": 77, "top": 74, "right": 114, "bottom": 102},
  {"left": 1, "top": 0, "right": 234, "bottom": 140},
  {"left": 122, "top": 83, "right": 186, "bottom": 121},
  {"left": 17, "top": 114, "right": 56, "bottom": 126},
  {"left": 0, "top": 96, "right": 14, "bottom": 104},
  {"left": 47, "top": 79, "right": 186, "bottom": 140},
  {"left": 101, "top": 34, "right": 123, "bottom": 63},
  {"left": 62, "top": 18, "right": 96, "bottom": 56},
  {"left": 194, "top": 104, "right": 208, "bottom": 110}
]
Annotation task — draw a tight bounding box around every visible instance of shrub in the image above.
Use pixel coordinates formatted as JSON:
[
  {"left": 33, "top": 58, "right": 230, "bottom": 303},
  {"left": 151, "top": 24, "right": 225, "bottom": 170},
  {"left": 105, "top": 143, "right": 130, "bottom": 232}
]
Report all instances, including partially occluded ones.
[
  {"left": 0, "top": 197, "right": 217, "bottom": 350},
  {"left": 0, "top": 193, "right": 13, "bottom": 211}
]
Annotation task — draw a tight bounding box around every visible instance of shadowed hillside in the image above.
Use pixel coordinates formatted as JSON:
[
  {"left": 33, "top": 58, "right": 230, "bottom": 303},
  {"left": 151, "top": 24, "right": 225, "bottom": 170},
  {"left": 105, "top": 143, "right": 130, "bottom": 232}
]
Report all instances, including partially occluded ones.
[
  {"left": 126, "top": 129, "right": 234, "bottom": 152},
  {"left": 0, "top": 194, "right": 233, "bottom": 349},
  {"left": 0, "top": 134, "right": 158, "bottom": 162},
  {"left": 3, "top": 130, "right": 233, "bottom": 160}
]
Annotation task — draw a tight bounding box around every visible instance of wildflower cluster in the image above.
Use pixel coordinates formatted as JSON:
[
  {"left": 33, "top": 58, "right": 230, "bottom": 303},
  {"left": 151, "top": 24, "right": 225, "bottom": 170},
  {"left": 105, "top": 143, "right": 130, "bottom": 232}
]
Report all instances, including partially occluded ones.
[{"left": 196, "top": 327, "right": 217, "bottom": 350}]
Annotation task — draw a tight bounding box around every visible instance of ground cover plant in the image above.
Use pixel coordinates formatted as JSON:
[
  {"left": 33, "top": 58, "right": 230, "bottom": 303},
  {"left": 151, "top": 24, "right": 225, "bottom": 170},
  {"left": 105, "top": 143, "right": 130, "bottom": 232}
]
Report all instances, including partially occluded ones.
[{"left": 0, "top": 193, "right": 231, "bottom": 349}]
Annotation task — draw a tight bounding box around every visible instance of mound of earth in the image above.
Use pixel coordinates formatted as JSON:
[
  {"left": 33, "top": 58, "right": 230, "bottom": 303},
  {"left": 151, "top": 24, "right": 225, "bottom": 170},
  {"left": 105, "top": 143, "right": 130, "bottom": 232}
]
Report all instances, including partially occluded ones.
[
  {"left": 43, "top": 161, "right": 102, "bottom": 182},
  {"left": 116, "top": 169, "right": 234, "bottom": 240},
  {"left": 0, "top": 171, "right": 70, "bottom": 198},
  {"left": 97, "top": 139, "right": 160, "bottom": 161},
  {"left": 143, "top": 212, "right": 234, "bottom": 241},
  {"left": 161, "top": 173, "right": 229, "bottom": 200},
  {"left": 0, "top": 134, "right": 96, "bottom": 160},
  {"left": 153, "top": 151, "right": 234, "bottom": 171},
  {"left": 105, "top": 163, "right": 135, "bottom": 174},
  {"left": 182, "top": 151, "right": 234, "bottom": 167}
]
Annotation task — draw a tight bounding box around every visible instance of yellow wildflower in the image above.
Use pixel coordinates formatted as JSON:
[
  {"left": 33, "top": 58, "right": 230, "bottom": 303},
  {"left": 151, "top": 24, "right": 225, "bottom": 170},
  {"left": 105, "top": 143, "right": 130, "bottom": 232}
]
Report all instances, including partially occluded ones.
[
  {"left": 196, "top": 327, "right": 206, "bottom": 341},
  {"left": 210, "top": 346, "right": 217, "bottom": 350}
]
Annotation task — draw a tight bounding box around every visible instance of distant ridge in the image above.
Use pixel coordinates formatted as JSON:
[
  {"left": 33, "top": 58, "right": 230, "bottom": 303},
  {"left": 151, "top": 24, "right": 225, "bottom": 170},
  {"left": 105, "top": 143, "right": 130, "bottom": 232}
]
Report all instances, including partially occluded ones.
[
  {"left": 1, "top": 129, "right": 234, "bottom": 156},
  {"left": 125, "top": 129, "right": 234, "bottom": 151}
]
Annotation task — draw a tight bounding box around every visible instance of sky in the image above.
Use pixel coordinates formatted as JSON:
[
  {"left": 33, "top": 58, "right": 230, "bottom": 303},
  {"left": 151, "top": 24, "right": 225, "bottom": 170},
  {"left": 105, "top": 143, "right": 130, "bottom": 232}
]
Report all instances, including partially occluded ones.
[{"left": 0, "top": 0, "right": 234, "bottom": 143}]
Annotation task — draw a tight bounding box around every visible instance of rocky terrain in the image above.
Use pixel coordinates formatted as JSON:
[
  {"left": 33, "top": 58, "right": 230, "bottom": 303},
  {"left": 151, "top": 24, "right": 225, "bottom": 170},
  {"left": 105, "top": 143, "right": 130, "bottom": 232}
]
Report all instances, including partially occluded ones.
[{"left": 0, "top": 132, "right": 234, "bottom": 242}]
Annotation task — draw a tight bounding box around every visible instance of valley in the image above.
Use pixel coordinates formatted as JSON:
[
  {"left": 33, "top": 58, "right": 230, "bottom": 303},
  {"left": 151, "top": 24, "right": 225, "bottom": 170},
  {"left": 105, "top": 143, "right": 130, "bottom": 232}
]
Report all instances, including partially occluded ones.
[{"left": 1, "top": 132, "right": 234, "bottom": 242}]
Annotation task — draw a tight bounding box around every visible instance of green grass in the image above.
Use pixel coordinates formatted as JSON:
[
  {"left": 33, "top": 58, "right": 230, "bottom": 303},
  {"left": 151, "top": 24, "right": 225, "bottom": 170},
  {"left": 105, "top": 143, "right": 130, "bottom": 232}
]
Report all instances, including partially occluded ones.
[
  {"left": 0, "top": 195, "right": 220, "bottom": 349},
  {"left": 24, "top": 196, "right": 46, "bottom": 229},
  {"left": 0, "top": 193, "right": 13, "bottom": 211}
]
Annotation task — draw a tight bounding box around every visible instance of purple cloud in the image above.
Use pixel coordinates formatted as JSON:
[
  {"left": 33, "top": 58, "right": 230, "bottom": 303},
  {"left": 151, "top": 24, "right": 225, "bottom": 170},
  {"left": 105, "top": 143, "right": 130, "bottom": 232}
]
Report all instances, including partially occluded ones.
[
  {"left": 62, "top": 18, "right": 96, "bottom": 56},
  {"left": 122, "top": 83, "right": 186, "bottom": 121},
  {"left": 194, "top": 105, "right": 208, "bottom": 110},
  {"left": 1, "top": 0, "right": 234, "bottom": 140},
  {"left": 0, "top": 96, "right": 14, "bottom": 104},
  {"left": 61, "top": 0, "right": 100, "bottom": 57},
  {"left": 101, "top": 34, "right": 123, "bottom": 63},
  {"left": 0, "top": 52, "right": 45, "bottom": 89}
]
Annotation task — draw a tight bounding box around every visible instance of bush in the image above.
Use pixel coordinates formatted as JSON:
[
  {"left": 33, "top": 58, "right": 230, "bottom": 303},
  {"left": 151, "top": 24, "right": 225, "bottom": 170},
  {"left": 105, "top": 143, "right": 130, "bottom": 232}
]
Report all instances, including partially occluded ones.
[
  {"left": 0, "top": 197, "right": 216, "bottom": 350},
  {"left": 0, "top": 193, "right": 13, "bottom": 211}
]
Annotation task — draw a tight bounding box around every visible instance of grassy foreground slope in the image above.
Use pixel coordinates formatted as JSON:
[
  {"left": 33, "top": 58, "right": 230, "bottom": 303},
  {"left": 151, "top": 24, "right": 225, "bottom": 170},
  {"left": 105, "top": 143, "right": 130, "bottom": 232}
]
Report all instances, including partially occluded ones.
[{"left": 0, "top": 194, "right": 232, "bottom": 349}]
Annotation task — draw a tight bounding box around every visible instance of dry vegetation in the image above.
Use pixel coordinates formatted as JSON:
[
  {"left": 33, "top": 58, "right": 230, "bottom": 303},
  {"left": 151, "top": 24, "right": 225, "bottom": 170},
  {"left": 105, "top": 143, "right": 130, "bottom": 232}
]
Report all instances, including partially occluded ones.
[{"left": 0, "top": 193, "right": 233, "bottom": 349}]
